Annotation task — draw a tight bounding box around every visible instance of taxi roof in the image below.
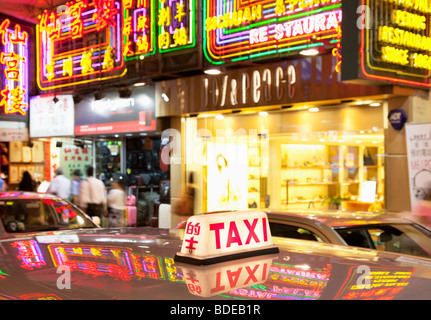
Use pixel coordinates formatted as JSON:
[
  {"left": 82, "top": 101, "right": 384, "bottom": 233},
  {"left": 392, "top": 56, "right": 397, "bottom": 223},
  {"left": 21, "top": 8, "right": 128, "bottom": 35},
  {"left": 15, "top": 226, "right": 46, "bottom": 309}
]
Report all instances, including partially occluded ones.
[
  {"left": 1, "top": 224, "right": 431, "bottom": 300},
  {"left": 0, "top": 192, "right": 60, "bottom": 200},
  {"left": 266, "top": 209, "right": 414, "bottom": 228}
]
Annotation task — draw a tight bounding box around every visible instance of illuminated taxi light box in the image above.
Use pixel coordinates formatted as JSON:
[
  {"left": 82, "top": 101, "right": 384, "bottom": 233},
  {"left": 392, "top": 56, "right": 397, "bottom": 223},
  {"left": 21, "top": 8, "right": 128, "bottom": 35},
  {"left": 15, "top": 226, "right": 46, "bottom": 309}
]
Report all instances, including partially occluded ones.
[
  {"left": 123, "top": 0, "right": 156, "bottom": 60},
  {"left": 174, "top": 211, "right": 279, "bottom": 265},
  {"left": 344, "top": 0, "right": 431, "bottom": 87},
  {"left": 36, "top": 0, "right": 126, "bottom": 90},
  {"left": 178, "top": 255, "right": 274, "bottom": 297},
  {"left": 158, "top": 0, "right": 196, "bottom": 52},
  {"left": 0, "top": 18, "right": 29, "bottom": 118},
  {"left": 204, "top": 0, "right": 342, "bottom": 64}
]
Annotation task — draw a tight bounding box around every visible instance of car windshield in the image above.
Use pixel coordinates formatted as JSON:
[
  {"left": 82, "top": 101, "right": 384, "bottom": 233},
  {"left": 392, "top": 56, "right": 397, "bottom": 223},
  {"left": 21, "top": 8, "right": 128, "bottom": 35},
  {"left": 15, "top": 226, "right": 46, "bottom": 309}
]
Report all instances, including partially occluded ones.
[
  {"left": 0, "top": 198, "right": 96, "bottom": 233},
  {"left": 334, "top": 223, "right": 431, "bottom": 258}
]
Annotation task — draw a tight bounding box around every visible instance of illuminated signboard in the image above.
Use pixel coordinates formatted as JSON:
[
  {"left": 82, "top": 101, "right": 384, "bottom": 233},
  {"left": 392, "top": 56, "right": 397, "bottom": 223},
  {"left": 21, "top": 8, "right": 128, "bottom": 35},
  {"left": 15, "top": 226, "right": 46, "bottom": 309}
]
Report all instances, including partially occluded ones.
[
  {"left": 36, "top": 0, "right": 126, "bottom": 90},
  {"left": 158, "top": 0, "right": 196, "bottom": 53},
  {"left": 203, "top": 0, "right": 342, "bottom": 64},
  {"left": 123, "top": 0, "right": 156, "bottom": 60},
  {"left": 342, "top": 0, "right": 431, "bottom": 88},
  {"left": 0, "top": 18, "right": 29, "bottom": 120}
]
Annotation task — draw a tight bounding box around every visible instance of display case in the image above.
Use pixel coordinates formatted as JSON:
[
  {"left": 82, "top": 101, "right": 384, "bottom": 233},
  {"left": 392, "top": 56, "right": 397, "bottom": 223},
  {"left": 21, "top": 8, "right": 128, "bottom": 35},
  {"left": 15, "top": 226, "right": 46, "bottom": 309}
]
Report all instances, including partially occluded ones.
[{"left": 279, "top": 143, "right": 384, "bottom": 210}]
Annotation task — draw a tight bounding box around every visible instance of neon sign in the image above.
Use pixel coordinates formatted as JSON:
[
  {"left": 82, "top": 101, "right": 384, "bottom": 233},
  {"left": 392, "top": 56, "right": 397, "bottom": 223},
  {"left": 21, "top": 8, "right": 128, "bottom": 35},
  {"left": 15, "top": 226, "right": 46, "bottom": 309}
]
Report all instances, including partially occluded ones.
[
  {"left": 203, "top": 0, "right": 342, "bottom": 64},
  {"left": 0, "top": 18, "right": 29, "bottom": 117},
  {"left": 123, "top": 0, "right": 156, "bottom": 60},
  {"left": 36, "top": 0, "right": 126, "bottom": 90},
  {"left": 158, "top": 0, "right": 195, "bottom": 52},
  {"left": 356, "top": 0, "right": 431, "bottom": 87}
]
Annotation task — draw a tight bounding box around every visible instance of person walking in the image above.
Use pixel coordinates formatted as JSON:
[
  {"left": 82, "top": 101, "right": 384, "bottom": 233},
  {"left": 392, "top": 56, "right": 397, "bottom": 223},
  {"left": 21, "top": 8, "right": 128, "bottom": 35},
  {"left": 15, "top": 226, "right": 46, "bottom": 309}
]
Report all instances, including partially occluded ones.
[
  {"left": 47, "top": 167, "right": 71, "bottom": 200},
  {"left": 18, "top": 171, "right": 36, "bottom": 192},
  {"left": 71, "top": 169, "right": 83, "bottom": 205},
  {"left": 107, "top": 180, "right": 126, "bottom": 227},
  {"left": 79, "top": 166, "right": 106, "bottom": 221}
]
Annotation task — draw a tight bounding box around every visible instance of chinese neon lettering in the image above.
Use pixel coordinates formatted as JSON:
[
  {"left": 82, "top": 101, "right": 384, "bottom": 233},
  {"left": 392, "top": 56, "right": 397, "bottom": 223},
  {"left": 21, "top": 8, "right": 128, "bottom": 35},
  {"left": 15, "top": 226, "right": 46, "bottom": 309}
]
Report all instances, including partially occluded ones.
[
  {"left": 36, "top": 0, "right": 125, "bottom": 90},
  {"left": 123, "top": 0, "right": 156, "bottom": 60},
  {"left": 158, "top": 0, "right": 195, "bottom": 52}
]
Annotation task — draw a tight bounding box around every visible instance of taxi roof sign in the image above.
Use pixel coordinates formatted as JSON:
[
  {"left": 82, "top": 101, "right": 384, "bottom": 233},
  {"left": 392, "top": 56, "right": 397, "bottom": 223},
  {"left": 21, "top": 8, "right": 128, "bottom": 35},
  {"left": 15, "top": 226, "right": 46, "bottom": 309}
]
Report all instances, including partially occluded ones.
[{"left": 174, "top": 211, "right": 279, "bottom": 265}]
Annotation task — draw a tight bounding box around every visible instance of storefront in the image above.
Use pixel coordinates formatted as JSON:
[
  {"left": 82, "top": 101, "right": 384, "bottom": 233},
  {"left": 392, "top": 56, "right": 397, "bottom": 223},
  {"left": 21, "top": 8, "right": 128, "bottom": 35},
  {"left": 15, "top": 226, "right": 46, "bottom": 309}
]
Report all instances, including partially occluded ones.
[
  {"left": 156, "top": 54, "right": 403, "bottom": 225},
  {"left": 29, "top": 94, "right": 91, "bottom": 182},
  {"left": 74, "top": 84, "right": 167, "bottom": 226}
]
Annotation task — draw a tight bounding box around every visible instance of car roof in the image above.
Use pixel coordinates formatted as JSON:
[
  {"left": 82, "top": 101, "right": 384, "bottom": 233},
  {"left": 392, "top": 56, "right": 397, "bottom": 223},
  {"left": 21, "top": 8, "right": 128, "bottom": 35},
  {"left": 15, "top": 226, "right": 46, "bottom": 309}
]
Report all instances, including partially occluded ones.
[
  {"left": 0, "top": 192, "right": 60, "bottom": 200},
  {"left": 1, "top": 226, "right": 431, "bottom": 300},
  {"left": 266, "top": 209, "right": 414, "bottom": 228}
]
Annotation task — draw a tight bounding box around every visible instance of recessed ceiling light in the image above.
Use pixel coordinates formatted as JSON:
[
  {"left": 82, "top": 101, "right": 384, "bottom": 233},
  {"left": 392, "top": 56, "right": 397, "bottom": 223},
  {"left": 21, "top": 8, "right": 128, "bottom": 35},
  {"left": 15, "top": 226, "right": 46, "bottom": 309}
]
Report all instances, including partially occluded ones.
[
  {"left": 300, "top": 48, "right": 319, "bottom": 56},
  {"left": 308, "top": 107, "right": 319, "bottom": 112},
  {"left": 370, "top": 102, "right": 381, "bottom": 107},
  {"left": 259, "top": 111, "right": 268, "bottom": 116},
  {"left": 215, "top": 114, "right": 224, "bottom": 120},
  {"left": 204, "top": 68, "right": 222, "bottom": 75},
  {"left": 134, "top": 82, "right": 146, "bottom": 87}
]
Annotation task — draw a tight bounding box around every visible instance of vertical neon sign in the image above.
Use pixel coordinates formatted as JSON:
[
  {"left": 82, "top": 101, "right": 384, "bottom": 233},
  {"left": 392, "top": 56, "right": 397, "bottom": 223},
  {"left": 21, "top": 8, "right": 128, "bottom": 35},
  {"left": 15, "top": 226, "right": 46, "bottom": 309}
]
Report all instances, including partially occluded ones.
[
  {"left": 36, "top": 0, "right": 126, "bottom": 90},
  {"left": 0, "top": 18, "right": 29, "bottom": 117},
  {"left": 123, "top": 0, "right": 156, "bottom": 60},
  {"left": 158, "top": 0, "right": 195, "bottom": 52}
]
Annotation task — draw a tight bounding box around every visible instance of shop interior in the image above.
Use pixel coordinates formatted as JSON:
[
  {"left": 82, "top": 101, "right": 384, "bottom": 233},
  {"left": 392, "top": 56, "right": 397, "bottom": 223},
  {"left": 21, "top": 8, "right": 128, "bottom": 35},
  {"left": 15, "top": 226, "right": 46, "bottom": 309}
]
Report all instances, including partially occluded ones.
[{"left": 184, "top": 101, "right": 385, "bottom": 214}]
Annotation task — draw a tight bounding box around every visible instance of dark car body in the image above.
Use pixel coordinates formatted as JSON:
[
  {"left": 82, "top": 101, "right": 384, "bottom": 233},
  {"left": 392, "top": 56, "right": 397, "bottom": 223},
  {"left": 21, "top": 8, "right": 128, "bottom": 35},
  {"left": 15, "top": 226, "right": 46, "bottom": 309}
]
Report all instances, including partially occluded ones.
[
  {"left": 266, "top": 210, "right": 431, "bottom": 258},
  {"left": 1, "top": 223, "right": 431, "bottom": 300},
  {"left": 0, "top": 192, "right": 98, "bottom": 239}
]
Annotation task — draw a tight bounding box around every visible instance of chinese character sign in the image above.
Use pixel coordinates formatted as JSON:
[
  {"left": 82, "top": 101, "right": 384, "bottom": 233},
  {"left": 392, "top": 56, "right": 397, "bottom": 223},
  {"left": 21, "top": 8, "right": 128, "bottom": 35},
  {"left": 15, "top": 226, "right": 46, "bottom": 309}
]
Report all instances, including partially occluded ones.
[
  {"left": 405, "top": 123, "right": 431, "bottom": 210},
  {"left": 0, "top": 18, "right": 29, "bottom": 119},
  {"left": 30, "top": 95, "right": 74, "bottom": 138},
  {"left": 158, "top": 0, "right": 195, "bottom": 52},
  {"left": 204, "top": 0, "right": 341, "bottom": 64},
  {"left": 123, "top": 0, "right": 156, "bottom": 60},
  {"left": 36, "top": 0, "right": 125, "bottom": 90}
]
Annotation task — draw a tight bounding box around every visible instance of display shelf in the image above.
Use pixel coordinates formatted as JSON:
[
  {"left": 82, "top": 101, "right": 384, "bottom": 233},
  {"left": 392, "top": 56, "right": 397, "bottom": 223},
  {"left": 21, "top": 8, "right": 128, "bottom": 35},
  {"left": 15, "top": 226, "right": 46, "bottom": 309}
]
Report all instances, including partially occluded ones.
[{"left": 280, "top": 144, "right": 384, "bottom": 210}]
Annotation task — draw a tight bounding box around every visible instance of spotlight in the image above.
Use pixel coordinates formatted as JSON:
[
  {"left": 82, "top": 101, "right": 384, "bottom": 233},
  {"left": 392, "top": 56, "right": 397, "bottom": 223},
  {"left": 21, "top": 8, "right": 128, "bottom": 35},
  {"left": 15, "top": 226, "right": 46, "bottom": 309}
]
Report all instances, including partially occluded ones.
[
  {"left": 161, "top": 92, "right": 169, "bottom": 102},
  {"left": 119, "top": 86, "right": 132, "bottom": 98},
  {"left": 53, "top": 95, "right": 59, "bottom": 104},
  {"left": 28, "top": 141, "right": 34, "bottom": 148},
  {"left": 94, "top": 90, "right": 105, "bottom": 100},
  {"left": 56, "top": 141, "right": 63, "bottom": 148}
]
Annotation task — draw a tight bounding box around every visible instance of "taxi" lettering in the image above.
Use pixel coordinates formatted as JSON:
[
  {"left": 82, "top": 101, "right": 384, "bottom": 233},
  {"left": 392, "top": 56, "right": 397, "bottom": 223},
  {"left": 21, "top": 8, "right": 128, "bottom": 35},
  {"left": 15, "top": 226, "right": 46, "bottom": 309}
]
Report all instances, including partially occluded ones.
[
  {"left": 210, "top": 262, "right": 269, "bottom": 293},
  {"left": 209, "top": 218, "right": 268, "bottom": 249}
]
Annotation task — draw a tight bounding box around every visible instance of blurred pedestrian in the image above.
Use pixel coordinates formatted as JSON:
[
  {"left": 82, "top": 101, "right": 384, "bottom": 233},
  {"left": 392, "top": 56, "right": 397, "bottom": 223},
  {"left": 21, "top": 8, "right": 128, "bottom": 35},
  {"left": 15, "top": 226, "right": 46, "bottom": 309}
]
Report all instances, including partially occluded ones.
[
  {"left": 0, "top": 173, "right": 7, "bottom": 191},
  {"left": 71, "top": 169, "right": 83, "bottom": 205},
  {"left": 79, "top": 166, "right": 106, "bottom": 220},
  {"left": 18, "top": 171, "right": 36, "bottom": 192},
  {"left": 48, "top": 167, "right": 71, "bottom": 200},
  {"left": 107, "top": 180, "right": 126, "bottom": 227},
  {"left": 172, "top": 172, "right": 196, "bottom": 221}
]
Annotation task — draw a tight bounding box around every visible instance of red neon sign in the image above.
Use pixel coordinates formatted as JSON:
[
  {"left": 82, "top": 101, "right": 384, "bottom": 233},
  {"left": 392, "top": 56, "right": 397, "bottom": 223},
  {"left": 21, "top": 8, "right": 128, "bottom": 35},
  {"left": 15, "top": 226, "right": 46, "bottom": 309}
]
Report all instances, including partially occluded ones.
[
  {"left": 36, "top": 0, "right": 126, "bottom": 90},
  {"left": 0, "top": 18, "right": 29, "bottom": 117}
]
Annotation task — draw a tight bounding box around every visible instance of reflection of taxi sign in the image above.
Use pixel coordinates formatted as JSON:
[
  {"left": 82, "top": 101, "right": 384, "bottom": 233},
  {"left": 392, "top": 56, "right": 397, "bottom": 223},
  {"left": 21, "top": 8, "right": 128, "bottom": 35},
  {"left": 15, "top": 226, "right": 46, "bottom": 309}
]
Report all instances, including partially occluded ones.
[
  {"left": 178, "top": 255, "right": 275, "bottom": 297},
  {"left": 174, "top": 211, "right": 279, "bottom": 265}
]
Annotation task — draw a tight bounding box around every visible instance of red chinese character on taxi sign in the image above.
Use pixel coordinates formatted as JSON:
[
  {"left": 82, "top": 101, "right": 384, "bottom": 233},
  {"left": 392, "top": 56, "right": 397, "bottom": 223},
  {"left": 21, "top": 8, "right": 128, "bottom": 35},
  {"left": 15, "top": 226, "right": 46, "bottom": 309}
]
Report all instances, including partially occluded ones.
[{"left": 186, "top": 222, "right": 200, "bottom": 235}]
